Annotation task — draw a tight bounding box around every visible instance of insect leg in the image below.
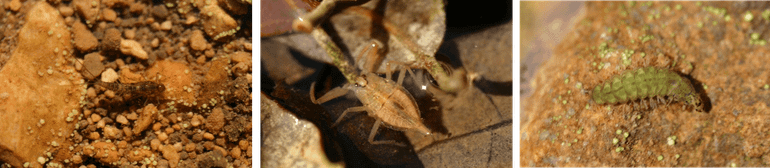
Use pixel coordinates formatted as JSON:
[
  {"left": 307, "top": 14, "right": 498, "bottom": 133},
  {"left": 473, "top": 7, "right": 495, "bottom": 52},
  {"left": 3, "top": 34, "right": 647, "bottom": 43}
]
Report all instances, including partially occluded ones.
[
  {"left": 332, "top": 106, "right": 368, "bottom": 127},
  {"left": 368, "top": 119, "right": 406, "bottom": 147},
  {"left": 359, "top": 40, "right": 384, "bottom": 73},
  {"left": 385, "top": 60, "right": 420, "bottom": 85},
  {"left": 385, "top": 64, "right": 393, "bottom": 81},
  {"left": 310, "top": 81, "right": 318, "bottom": 103},
  {"left": 397, "top": 68, "right": 407, "bottom": 85},
  {"left": 650, "top": 97, "right": 657, "bottom": 108},
  {"left": 310, "top": 82, "right": 350, "bottom": 104},
  {"left": 633, "top": 101, "right": 639, "bottom": 111}
]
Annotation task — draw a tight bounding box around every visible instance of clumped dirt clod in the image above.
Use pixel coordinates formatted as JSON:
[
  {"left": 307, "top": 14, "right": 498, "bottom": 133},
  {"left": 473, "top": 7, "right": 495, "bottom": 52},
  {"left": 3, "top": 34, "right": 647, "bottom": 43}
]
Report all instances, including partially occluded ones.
[{"left": 83, "top": 52, "right": 105, "bottom": 80}]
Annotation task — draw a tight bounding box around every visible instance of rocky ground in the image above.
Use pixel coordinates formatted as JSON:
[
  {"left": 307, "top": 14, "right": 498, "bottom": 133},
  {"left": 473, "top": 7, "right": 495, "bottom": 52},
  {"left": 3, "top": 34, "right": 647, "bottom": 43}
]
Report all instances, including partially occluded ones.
[
  {"left": 0, "top": 0, "right": 251, "bottom": 167},
  {"left": 523, "top": 1, "right": 770, "bottom": 167}
]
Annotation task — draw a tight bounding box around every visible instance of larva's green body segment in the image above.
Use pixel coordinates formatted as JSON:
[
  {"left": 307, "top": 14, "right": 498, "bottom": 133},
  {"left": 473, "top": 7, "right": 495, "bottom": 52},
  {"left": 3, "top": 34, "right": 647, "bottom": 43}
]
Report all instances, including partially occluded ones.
[{"left": 591, "top": 67, "right": 704, "bottom": 112}]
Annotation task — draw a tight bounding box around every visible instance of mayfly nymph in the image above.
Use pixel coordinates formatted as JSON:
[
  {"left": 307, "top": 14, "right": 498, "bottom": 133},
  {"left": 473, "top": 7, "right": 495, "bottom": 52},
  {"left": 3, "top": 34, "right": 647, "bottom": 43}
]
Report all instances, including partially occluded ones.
[
  {"left": 96, "top": 81, "right": 165, "bottom": 95},
  {"left": 95, "top": 81, "right": 166, "bottom": 100}
]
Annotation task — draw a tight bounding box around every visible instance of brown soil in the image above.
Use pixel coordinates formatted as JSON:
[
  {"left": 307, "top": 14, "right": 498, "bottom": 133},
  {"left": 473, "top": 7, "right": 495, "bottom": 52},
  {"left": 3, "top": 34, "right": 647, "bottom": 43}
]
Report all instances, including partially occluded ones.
[{"left": 0, "top": 0, "right": 251, "bottom": 167}]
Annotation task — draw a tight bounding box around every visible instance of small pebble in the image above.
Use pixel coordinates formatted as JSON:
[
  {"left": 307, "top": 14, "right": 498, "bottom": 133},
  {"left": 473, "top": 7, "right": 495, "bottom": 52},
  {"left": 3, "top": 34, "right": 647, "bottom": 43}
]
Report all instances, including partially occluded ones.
[
  {"left": 190, "top": 117, "right": 201, "bottom": 127},
  {"left": 96, "top": 119, "right": 105, "bottom": 128},
  {"left": 101, "top": 68, "right": 119, "bottom": 83},
  {"left": 83, "top": 109, "right": 92, "bottom": 117},
  {"left": 37, "top": 156, "right": 46, "bottom": 165},
  {"left": 8, "top": 0, "right": 21, "bottom": 12},
  {"left": 185, "top": 15, "right": 198, "bottom": 25},
  {"left": 153, "top": 123, "right": 162, "bottom": 131},
  {"left": 86, "top": 87, "right": 96, "bottom": 98},
  {"left": 104, "top": 90, "right": 116, "bottom": 98},
  {"left": 124, "top": 29, "right": 136, "bottom": 39},
  {"left": 120, "top": 39, "right": 148, "bottom": 60},
  {"left": 185, "top": 143, "right": 196, "bottom": 152},
  {"left": 160, "top": 21, "right": 172, "bottom": 31},
  {"left": 103, "top": 126, "right": 121, "bottom": 139},
  {"left": 83, "top": 53, "right": 104, "bottom": 80},
  {"left": 71, "top": 155, "right": 83, "bottom": 164},
  {"left": 151, "top": 139, "right": 161, "bottom": 151},
  {"left": 151, "top": 38, "right": 159, "bottom": 48},
  {"left": 230, "top": 147, "right": 241, "bottom": 159},
  {"left": 190, "top": 30, "right": 207, "bottom": 51},
  {"left": 102, "top": 9, "right": 117, "bottom": 22},
  {"left": 123, "top": 127, "right": 133, "bottom": 138},
  {"left": 116, "top": 115, "right": 129, "bottom": 125},
  {"left": 75, "top": 59, "right": 84, "bottom": 71},
  {"left": 88, "top": 132, "right": 100, "bottom": 140},
  {"left": 59, "top": 6, "right": 75, "bottom": 17},
  {"left": 91, "top": 114, "right": 101, "bottom": 123},
  {"left": 126, "top": 112, "right": 138, "bottom": 120},
  {"left": 173, "top": 142, "right": 184, "bottom": 151},
  {"left": 203, "top": 133, "right": 214, "bottom": 140},
  {"left": 239, "top": 140, "right": 248, "bottom": 150},
  {"left": 158, "top": 132, "right": 168, "bottom": 141}
]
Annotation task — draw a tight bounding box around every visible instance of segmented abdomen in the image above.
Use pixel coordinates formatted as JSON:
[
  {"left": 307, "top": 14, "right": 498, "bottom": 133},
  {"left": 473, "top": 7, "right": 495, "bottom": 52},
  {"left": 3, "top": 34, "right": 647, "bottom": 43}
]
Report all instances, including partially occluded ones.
[{"left": 591, "top": 67, "right": 695, "bottom": 105}]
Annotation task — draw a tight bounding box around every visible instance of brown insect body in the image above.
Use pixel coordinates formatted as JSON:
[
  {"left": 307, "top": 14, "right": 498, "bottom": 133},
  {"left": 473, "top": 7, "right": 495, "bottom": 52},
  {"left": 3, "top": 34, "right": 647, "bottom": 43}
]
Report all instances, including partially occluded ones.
[
  {"left": 592, "top": 67, "right": 703, "bottom": 112},
  {"left": 346, "top": 73, "right": 431, "bottom": 135},
  {"left": 96, "top": 81, "right": 166, "bottom": 98},
  {"left": 311, "top": 71, "right": 431, "bottom": 147}
]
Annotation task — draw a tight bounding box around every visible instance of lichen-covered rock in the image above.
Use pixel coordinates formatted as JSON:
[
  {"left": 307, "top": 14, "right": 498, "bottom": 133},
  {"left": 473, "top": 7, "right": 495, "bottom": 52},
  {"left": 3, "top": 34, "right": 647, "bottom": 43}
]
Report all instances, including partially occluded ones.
[
  {"left": 200, "top": 3, "right": 239, "bottom": 41},
  {"left": 0, "top": 2, "right": 81, "bottom": 167}
]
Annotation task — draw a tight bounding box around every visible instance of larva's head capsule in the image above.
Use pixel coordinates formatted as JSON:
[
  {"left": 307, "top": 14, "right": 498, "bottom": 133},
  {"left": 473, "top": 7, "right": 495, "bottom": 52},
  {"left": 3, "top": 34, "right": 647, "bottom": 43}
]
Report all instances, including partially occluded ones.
[{"left": 685, "top": 93, "right": 704, "bottom": 112}]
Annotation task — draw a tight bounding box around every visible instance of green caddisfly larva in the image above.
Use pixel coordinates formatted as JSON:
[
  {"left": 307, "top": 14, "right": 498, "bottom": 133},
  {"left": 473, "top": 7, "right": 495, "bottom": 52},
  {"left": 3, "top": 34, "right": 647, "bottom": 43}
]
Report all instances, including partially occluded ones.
[{"left": 591, "top": 67, "right": 704, "bottom": 112}]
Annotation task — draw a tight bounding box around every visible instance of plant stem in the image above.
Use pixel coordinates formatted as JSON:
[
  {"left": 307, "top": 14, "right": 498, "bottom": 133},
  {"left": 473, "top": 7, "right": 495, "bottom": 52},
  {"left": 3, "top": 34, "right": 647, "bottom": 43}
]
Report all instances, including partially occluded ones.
[{"left": 311, "top": 27, "right": 360, "bottom": 84}]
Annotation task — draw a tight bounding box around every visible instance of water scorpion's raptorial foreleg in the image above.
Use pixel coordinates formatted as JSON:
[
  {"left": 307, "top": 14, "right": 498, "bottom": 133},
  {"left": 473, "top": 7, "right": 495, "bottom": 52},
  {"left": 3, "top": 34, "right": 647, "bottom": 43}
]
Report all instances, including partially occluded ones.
[{"left": 591, "top": 67, "right": 704, "bottom": 112}]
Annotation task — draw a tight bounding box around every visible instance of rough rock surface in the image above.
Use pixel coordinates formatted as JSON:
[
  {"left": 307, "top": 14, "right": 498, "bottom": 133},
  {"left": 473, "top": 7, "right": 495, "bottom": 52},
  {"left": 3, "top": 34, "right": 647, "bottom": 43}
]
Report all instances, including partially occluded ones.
[
  {"left": 0, "top": 2, "right": 82, "bottom": 167},
  {"left": 523, "top": 2, "right": 770, "bottom": 167}
]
